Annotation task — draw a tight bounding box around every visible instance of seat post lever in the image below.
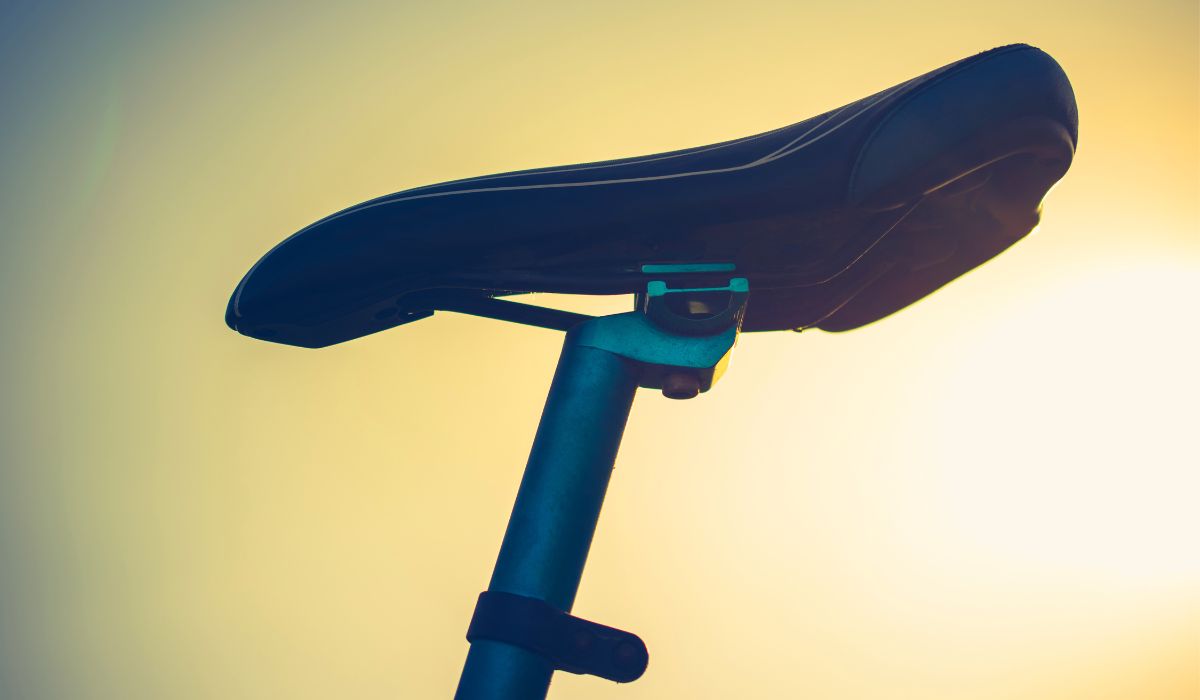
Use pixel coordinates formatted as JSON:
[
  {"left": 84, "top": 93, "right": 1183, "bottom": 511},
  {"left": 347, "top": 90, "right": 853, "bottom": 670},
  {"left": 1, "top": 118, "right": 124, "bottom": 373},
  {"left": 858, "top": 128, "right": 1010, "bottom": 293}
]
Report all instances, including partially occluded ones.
[{"left": 466, "top": 591, "right": 648, "bottom": 683}]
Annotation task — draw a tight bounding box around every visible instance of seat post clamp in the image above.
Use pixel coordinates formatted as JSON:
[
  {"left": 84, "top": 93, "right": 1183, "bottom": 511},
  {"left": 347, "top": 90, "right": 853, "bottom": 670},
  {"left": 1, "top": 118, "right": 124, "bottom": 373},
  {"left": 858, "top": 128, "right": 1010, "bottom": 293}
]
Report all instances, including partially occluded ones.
[{"left": 465, "top": 591, "right": 649, "bottom": 683}]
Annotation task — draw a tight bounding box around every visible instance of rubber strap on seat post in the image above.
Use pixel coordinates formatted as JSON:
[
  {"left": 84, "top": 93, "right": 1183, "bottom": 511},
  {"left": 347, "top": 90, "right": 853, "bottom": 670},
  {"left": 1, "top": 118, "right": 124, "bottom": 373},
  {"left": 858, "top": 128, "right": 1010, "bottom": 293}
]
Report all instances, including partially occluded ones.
[{"left": 466, "top": 591, "right": 649, "bottom": 683}]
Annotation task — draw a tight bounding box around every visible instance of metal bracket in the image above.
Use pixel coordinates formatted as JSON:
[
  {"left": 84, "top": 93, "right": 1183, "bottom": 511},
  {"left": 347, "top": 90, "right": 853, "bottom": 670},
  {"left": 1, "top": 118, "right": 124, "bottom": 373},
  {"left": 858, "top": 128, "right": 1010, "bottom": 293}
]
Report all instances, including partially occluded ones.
[
  {"left": 643, "top": 277, "right": 749, "bottom": 336},
  {"left": 575, "top": 268, "right": 749, "bottom": 399}
]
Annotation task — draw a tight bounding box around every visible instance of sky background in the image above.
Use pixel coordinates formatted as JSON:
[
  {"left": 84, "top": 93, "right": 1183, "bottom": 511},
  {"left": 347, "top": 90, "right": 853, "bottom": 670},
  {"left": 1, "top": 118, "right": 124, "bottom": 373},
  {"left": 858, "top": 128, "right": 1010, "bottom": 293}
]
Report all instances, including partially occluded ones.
[{"left": 0, "top": 1, "right": 1197, "bottom": 698}]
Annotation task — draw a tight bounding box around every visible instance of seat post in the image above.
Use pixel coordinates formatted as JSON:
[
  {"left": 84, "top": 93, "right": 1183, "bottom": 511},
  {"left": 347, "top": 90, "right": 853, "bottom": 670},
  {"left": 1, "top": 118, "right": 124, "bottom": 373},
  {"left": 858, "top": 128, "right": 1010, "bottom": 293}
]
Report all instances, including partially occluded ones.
[
  {"left": 456, "top": 273, "right": 747, "bottom": 699},
  {"left": 455, "top": 333, "right": 639, "bottom": 699}
]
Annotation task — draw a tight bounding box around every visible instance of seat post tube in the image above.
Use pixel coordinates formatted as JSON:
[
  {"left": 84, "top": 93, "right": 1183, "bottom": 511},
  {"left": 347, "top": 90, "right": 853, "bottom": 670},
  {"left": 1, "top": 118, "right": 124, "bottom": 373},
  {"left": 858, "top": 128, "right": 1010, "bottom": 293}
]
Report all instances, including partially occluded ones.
[{"left": 455, "top": 323, "right": 639, "bottom": 700}]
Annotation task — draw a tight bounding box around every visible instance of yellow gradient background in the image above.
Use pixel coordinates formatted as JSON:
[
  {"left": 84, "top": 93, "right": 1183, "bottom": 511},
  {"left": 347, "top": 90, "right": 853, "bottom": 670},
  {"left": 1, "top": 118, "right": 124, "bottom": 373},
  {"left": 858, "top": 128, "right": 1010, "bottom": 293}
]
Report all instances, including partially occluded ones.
[{"left": 1, "top": 2, "right": 1197, "bottom": 698}]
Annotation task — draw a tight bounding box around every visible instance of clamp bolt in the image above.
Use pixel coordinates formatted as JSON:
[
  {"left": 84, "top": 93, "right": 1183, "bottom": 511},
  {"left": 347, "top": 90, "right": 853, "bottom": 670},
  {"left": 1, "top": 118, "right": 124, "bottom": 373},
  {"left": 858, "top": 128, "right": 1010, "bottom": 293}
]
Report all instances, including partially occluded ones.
[{"left": 661, "top": 373, "right": 701, "bottom": 400}]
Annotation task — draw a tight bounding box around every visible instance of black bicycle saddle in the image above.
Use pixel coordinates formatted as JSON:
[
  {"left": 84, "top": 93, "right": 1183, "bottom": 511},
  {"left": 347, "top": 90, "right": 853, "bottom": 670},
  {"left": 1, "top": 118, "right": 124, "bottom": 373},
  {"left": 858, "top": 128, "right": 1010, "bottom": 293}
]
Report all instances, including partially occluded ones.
[{"left": 227, "top": 43, "right": 1077, "bottom": 348}]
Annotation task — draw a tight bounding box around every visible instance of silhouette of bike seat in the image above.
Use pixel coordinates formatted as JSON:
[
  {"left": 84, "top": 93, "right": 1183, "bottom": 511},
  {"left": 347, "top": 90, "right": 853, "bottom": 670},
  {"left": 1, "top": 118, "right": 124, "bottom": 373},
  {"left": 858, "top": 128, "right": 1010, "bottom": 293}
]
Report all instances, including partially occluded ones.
[{"left": 227, "top": 43, "right": 1077, "bottom": 348}]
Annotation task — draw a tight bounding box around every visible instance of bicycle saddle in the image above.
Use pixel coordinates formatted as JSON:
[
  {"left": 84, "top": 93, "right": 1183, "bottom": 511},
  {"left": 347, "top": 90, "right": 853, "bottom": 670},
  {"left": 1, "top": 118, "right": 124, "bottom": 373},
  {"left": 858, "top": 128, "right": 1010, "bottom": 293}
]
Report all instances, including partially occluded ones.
[{"left": 227, "top": 43, "right": 1077, "bottom": 348}]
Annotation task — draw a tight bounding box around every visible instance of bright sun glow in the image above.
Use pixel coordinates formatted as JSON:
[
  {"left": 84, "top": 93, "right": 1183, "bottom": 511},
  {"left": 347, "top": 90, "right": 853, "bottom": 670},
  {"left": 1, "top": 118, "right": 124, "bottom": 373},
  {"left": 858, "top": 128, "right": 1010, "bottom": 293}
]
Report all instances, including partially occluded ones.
[{"left": 928, "top": 259, "right": 1200, "bottom": 584}]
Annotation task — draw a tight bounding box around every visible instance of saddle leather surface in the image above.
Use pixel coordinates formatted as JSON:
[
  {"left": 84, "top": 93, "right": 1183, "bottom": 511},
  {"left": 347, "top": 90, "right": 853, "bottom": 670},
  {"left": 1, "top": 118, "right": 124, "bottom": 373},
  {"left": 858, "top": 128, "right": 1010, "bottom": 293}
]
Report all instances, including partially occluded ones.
[{"left": 227, "top": 43, "right": 1077, "bottom": 347}]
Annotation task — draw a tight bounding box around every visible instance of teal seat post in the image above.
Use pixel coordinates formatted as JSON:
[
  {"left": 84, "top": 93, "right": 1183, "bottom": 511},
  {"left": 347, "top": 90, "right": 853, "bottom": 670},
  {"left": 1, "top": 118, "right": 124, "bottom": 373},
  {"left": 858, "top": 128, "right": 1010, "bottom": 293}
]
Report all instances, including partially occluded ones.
[{"left": 455, "top": 328, "right": 639, "bottom": 699}]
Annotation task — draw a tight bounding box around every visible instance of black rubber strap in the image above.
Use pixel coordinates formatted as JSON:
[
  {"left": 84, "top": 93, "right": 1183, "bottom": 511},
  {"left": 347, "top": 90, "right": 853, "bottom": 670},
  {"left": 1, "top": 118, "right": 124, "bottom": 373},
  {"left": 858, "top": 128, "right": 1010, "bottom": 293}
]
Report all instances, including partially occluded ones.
[{"left": 466, "top": 591, "right": 648, "bottom": 683}]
